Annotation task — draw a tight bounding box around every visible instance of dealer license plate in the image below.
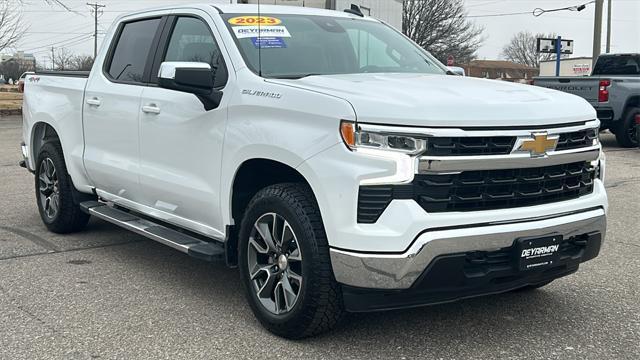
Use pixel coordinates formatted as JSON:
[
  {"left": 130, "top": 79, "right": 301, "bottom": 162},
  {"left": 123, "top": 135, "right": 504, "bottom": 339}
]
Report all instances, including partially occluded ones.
[{"left": 515, "top": 235, "right": 562, "bottom": 271}]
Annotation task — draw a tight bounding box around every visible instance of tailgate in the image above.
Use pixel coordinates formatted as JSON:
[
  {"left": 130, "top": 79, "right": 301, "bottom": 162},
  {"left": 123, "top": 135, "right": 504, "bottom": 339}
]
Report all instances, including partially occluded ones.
[{"left": 533, "top": 77, "right": 599, "bottom": 103}]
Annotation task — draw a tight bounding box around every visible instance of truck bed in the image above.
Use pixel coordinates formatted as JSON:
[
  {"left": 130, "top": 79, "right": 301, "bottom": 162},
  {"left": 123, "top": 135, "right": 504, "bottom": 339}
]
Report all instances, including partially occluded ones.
[{"left": 22, "top": 72, "right": 89, "bottom": 190}]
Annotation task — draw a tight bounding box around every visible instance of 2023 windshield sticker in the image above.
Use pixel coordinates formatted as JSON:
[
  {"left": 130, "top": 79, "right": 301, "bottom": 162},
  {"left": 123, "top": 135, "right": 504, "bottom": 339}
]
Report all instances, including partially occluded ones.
[{"left": 228, "top": 16, "right": 282, "bottom": 26}]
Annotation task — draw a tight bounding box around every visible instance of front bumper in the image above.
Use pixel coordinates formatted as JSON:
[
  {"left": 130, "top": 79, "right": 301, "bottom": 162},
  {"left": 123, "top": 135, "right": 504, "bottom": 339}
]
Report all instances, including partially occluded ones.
[
  {"left": 330, "top": 207, "right": 606, "bottom": 291},
  {"left": 342, "top": 229, "right": 602, "bottom": 312}
]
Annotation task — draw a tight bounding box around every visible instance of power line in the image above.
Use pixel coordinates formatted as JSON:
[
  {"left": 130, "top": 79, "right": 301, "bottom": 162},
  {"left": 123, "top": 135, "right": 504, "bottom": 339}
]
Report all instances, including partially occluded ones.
[
  {"left": 22, "top": 33, "right": 93, "bottom": 53},
  {"left": 467, "top": 1, "right": 596, "bottom": 18},
  {"left": 532, "top": 1, "right": 596, "bottom": 17}
]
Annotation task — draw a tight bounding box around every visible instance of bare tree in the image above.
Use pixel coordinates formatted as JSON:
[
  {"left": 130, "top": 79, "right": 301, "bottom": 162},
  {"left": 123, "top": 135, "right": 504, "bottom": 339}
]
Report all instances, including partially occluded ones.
[
  {"left": 17, "top": 0, "right": 73, "bottom": 11},
  {"left": 49, "top": 47, "right": 74, "bottom": 70},
  {"left": 0, "top": 2, "right": 27, "bottom": 53},
  {"left": 403, "top": 0, "right": 483, "bottom": 65},
  {"left": 501, "top": 31, "right": 567, "bottom": 69},
  {"left": 70, "top": 55, "right": 94, "bottom": 71}
]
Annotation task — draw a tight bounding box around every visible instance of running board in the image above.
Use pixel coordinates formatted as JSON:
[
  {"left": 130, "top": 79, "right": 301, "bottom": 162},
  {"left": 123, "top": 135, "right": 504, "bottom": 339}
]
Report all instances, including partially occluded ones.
[{"left": 80, "top": 201, "right": 224, "bottom": 262}]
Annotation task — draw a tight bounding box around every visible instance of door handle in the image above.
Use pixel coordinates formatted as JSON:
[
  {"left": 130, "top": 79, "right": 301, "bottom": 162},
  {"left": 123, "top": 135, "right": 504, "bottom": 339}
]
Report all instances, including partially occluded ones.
[
  {"left": 86, "top": 97, "right": 101, "bottom": 107},
  {"left": 142, "top": 104, "right": 161, "bottom": 114}
]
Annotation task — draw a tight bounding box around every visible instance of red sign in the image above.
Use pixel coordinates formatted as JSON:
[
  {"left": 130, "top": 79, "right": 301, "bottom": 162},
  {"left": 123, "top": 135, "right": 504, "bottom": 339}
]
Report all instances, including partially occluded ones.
[{"left": 447, "top": 55, "right": 454, "bottom": 66}]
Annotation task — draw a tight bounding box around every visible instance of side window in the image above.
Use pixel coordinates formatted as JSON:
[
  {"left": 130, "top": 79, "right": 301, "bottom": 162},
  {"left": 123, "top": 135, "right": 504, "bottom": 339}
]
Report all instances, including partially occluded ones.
[
  {"left": 107, "top": 18, "right": 162, "bottom": 83},
  {"left": 164, "top": 17, "right": 225, "bottom": 81}
]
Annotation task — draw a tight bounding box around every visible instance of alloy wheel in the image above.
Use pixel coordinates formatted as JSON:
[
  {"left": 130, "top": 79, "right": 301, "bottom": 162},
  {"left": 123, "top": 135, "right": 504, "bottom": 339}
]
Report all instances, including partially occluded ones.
[
  {"left": 38, "top": 157, "right": 60, "bottom": 220},
  {"left": 247, "top": 213, "right": 303, "bottom": 315},
  {"left": 628, "top": 123, "right": 638, "bottom": 145}
]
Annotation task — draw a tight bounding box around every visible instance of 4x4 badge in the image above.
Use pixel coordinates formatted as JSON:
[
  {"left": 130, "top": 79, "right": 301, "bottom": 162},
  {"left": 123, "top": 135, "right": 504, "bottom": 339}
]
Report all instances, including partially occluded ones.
[{"left": 517, "top": 133, "right": 559, "bottom": 157}]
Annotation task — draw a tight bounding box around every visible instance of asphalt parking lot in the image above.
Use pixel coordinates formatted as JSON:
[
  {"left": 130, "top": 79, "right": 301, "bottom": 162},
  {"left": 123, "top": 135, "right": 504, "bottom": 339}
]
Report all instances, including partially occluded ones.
[{"left": 0, "top": 115, "right": 639, "bottom": 359}]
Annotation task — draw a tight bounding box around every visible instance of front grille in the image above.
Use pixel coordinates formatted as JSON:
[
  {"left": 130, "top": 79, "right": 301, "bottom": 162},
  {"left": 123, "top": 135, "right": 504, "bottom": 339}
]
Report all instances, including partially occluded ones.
[
  {"left": 415, "top": 161, "right": 595, "bottom": 212},
  {"left": 422, "top": 129, "right": 598, "bottom": 157},
  {"left": 556, "top": 129, "right": 598, "bottom": 151},
  {"left": 425, "top": 137, "right": 515, "bottom": 156},
  {"left": 357, "top": 161, "right": 595, "bottom": 223}
]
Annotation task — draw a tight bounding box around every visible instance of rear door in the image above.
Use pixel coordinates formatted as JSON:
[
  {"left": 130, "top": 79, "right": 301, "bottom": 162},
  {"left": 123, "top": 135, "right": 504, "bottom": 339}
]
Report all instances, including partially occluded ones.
[
  {"left": 137, "top": 13, "right": 230, "bottom": 236},
  {"left": 83, "top": 17, "right": 165, "bottom": 202}
]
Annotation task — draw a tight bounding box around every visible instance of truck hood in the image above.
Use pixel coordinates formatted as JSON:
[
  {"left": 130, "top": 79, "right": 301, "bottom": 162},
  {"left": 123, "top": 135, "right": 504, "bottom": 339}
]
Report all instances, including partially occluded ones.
[{"left": 270, "top": 73, "right": 596, "bottom": 128}]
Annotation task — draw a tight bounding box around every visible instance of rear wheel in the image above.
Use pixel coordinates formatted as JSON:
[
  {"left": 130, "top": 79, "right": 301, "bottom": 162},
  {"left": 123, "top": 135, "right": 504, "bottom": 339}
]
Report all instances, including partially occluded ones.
[
  {"left": 238, "top": 183, "right": 343, "bottom": 339},
  {"left": 613, "top": 107, "right": 639, "bottom": 148},
  {"left": 35, "top": 141, "right": 91, "bottom": 233}
]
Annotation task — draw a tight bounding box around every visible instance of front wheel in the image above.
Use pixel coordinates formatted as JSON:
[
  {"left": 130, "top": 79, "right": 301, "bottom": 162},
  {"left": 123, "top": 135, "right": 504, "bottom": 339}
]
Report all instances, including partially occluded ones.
[{"left": 238, "top": 183, "right": 343, "bottom": 339}]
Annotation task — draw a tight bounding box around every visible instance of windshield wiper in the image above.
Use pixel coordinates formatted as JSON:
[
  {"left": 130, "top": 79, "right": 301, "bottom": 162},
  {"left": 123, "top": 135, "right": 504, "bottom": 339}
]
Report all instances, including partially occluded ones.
[{"left": 269, "top": 73, "right": 323, "bottom": 80}]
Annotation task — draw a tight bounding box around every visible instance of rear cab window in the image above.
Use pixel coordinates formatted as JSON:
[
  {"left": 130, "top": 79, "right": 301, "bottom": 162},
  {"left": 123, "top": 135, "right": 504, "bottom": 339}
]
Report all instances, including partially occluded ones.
[
  {"left": 592, "top": 55, "right": 640, "bottom": 76},
  {"left": 106, "top": 18, "right": 163, "bottom": 84}
]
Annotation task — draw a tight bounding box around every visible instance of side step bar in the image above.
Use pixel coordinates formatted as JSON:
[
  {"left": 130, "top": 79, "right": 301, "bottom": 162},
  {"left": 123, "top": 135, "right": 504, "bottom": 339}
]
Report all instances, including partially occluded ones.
[{"left": 80, "top": 201, "right": 224, "bottom": 262}]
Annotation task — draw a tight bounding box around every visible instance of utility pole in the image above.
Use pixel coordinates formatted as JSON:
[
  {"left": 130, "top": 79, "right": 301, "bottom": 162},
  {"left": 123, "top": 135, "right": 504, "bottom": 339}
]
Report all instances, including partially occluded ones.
[
  {"left": 592, "top": 0, "right": 604, "bottom": 61},
  {"left": 87, "top": 2, "right": 106, "bottom": 59},
  {"left": 605, "top": 0, "right": 612, "bottom": 53}
]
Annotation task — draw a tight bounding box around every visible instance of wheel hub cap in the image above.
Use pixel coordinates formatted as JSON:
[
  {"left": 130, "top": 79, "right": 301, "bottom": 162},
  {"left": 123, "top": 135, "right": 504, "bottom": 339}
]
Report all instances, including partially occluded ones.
[{"left": 277, "top": 254, "right": 288, "bottom": 271}]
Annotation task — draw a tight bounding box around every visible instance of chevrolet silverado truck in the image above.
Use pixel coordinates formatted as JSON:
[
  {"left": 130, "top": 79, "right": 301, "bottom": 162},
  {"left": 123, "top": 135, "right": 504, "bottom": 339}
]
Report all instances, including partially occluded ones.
[
  {"left": 534, "top": 53, "right": 640, "bottom": 147},
  {"left": 20, "top": 4, "right": 608, "bottom": 338}
]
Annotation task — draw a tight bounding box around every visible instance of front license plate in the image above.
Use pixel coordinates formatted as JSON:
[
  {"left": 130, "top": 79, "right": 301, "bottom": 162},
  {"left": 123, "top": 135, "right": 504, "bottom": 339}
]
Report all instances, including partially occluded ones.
[{"left": 515, "top": 235, "right": 562, "bottom": 271}]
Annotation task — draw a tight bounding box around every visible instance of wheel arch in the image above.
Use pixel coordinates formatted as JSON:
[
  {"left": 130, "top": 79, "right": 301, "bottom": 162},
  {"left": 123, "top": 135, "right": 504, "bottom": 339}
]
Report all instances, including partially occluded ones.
[
  {"left": 30, "top": 121, "right": 61, "bottom": 168},
  {"left": 623, "top": 96, "right": 640, "bottom": 115},
  {"left": 225, "top": 158, "right": 318, "bottom": 267}
]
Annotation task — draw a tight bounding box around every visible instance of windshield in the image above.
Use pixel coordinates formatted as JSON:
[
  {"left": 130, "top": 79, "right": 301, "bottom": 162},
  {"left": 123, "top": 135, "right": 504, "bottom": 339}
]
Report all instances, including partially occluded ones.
[{"left": 222, "top": 14, "right": 446, "bottom": 78}]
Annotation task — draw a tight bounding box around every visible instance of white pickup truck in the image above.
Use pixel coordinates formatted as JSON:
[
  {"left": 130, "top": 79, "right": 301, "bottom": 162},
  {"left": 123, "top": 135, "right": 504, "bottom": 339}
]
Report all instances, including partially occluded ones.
[{"left": 20, "top": 4, "right": 608, "bottom": 338}]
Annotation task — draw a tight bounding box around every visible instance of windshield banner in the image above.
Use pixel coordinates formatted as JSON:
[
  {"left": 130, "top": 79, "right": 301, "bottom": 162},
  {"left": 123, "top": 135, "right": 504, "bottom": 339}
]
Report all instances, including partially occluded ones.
[{"left": 233, "top": 26, "right": 291, "bottom": 39}]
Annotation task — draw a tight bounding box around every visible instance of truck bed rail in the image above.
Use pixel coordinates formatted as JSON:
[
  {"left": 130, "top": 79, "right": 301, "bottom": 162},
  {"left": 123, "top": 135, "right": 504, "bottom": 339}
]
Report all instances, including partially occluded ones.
[{"left": 35, "top": 70, "right": 90, "bottom": 78}]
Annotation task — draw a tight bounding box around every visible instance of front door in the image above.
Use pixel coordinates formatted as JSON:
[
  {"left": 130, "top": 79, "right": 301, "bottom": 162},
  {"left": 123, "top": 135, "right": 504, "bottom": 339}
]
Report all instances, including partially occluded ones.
[{"left": 138, "top": 15, "right": 229, "bottom": 237}]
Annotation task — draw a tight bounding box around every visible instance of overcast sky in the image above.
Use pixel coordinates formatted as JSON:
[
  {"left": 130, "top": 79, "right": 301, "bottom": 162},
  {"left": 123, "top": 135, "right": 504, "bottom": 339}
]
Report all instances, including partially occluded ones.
[{"left": 11, "top": 0, "right": 640, "bottom": 66}]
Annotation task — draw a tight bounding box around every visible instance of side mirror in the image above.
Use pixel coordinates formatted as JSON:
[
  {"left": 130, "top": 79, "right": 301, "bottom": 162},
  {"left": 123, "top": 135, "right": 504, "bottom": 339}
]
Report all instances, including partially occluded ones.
[{"left": 158, "top": 62, "right": 223, "bottom": 110}]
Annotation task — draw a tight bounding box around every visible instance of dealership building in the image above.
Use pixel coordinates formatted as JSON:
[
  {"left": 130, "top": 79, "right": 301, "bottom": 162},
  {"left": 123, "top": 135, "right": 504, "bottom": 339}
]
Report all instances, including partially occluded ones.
[{"left": 232, "top": 0, "right": 403, "bottom": 29}]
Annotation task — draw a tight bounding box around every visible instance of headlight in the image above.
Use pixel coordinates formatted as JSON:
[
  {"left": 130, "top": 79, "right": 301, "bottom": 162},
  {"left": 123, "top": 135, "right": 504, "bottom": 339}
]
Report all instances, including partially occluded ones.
[{"left": 340, "top": 121, "right": 426, "bottom": 155}]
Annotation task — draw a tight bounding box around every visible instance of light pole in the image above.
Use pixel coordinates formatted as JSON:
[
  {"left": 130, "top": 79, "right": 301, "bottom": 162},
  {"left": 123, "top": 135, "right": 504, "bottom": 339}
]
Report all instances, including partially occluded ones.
[
  {"left": 592, "top": 0, "right": 604, "bottom": 60},
  {"left": 606, "top": 0, "right": 612, "bottom": 53}
]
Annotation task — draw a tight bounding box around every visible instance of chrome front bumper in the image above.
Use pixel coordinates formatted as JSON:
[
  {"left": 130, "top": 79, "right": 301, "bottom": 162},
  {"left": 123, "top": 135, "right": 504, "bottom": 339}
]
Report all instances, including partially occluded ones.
[{"left": 330, "top": 208, "right": 606, "bottom": 290}]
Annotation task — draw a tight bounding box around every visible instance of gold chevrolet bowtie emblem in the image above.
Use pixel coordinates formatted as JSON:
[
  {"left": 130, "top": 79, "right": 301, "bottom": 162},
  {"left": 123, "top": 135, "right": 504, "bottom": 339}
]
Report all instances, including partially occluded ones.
[{"left": 518, "top": 133, "right": 558, "bottom": 157}]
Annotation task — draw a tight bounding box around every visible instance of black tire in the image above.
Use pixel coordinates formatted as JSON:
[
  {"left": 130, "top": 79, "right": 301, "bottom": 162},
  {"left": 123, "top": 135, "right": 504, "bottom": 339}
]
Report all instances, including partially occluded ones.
[
  {"left": 238, "top": 183, "right": 344, "bottom": 339},
  {"left": 512, "top": 280, "right": 553, "bottom": 292},
  {"left": 35, "top": 141, "right": 91, "bottom": 234},
  {"left": 613, "top": 107, "right": 640, "bottom": 148}
]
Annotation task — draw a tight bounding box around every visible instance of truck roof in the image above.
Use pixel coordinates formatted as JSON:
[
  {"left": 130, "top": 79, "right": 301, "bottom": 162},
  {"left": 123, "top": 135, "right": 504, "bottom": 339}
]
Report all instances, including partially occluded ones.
[
  {"left": 114, "top": 3, "right": 378, "bottom": 22},
  {"left": 213, "top": 4, "right": 365, "bottom": 18}
]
